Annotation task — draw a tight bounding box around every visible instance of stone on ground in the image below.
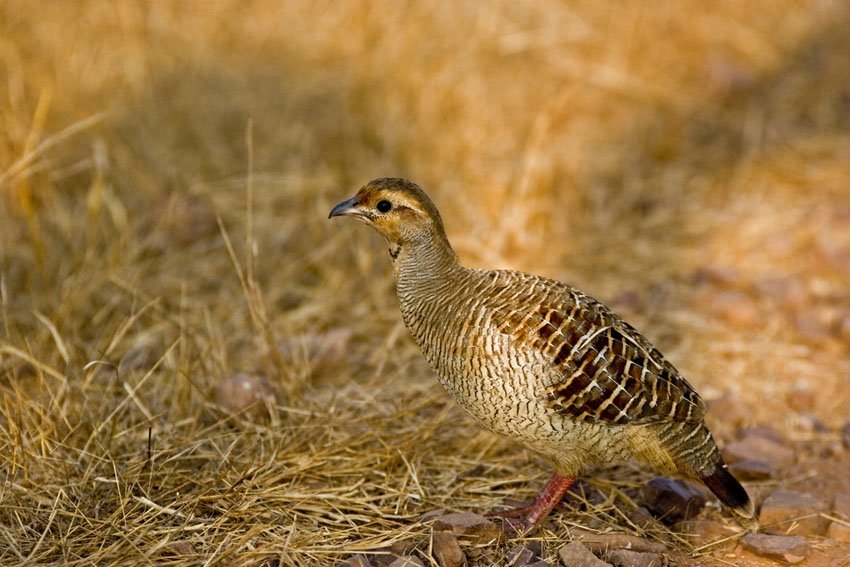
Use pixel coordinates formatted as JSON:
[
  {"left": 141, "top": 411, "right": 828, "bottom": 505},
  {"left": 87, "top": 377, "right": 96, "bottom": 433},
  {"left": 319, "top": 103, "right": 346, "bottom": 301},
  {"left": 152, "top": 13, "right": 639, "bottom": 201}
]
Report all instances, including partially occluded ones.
[
  {"left": 759, "top": 489, "right": 830, "bottom": 536},
  {"left": 432, "top": 530, "right": 465, "bottom": 567},
  {"left": 558, "top": 541, "right": 611, "bottom": 567},
  {"left": 741, "top": 533, "right": 808, "bottom": 564}
]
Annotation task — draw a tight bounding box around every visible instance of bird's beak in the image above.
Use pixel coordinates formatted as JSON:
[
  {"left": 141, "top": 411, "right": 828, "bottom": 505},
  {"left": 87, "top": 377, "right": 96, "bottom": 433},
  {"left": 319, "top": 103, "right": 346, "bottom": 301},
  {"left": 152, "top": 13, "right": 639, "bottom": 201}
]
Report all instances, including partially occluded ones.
[{"left": 328, "top": 196, "right": 361, "bottom": 219}]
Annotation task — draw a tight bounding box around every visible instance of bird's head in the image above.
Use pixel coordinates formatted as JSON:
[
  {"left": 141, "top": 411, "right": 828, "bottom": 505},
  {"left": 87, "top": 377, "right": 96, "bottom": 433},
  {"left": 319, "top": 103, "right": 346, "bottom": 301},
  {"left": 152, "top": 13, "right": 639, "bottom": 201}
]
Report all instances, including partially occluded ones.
[{"left": 328, "top": 178, "right": 448, "bottom": 253}]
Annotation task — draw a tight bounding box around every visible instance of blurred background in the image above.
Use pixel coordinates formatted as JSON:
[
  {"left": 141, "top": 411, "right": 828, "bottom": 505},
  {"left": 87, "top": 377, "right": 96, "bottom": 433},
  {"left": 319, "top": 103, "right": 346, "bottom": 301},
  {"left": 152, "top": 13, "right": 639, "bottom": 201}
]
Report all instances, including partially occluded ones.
[{"left": 1, "top": 1, "right": 849, "bottom": 564}]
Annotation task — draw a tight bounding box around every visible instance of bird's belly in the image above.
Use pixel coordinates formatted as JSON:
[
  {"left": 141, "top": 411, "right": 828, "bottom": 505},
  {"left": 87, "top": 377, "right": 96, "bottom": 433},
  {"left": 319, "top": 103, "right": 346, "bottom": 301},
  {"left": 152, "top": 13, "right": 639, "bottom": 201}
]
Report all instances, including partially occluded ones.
[
  {"left": 428, "top": 344, "right": 562, "bottom": 440},
  {"left": 424, "top": 343, "right": 635, "bottom": 473}
]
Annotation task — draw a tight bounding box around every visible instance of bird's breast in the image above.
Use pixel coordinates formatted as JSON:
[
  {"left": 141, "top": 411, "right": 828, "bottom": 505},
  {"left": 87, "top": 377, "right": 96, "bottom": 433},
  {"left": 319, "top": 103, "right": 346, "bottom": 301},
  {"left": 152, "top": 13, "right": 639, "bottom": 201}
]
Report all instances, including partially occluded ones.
[{"left": 400, "top": 297, "right": 563, "bottom": 441}]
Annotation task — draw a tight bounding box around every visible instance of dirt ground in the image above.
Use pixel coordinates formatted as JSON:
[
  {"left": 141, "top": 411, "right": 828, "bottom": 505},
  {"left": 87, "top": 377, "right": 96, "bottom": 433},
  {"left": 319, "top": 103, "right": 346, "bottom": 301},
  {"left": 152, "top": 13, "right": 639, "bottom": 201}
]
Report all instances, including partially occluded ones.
[{"left": 1, "top": 1, "right": 849, "bottom": 565}]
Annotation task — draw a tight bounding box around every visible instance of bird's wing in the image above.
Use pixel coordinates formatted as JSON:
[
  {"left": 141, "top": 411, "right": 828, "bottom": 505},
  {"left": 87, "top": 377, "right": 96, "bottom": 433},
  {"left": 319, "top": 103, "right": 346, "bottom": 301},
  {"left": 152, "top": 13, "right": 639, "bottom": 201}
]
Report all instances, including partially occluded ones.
[{"left": 495, "top": 280, "right": 705, "bottom": 426}]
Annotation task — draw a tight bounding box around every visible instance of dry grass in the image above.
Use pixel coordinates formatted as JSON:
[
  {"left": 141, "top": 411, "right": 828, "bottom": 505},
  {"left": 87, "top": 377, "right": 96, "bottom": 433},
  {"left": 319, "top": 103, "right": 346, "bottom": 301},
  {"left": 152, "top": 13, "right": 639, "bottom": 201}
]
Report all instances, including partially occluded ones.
[{"left": 2, "top": 1, "right": 850, "bottom": 565}]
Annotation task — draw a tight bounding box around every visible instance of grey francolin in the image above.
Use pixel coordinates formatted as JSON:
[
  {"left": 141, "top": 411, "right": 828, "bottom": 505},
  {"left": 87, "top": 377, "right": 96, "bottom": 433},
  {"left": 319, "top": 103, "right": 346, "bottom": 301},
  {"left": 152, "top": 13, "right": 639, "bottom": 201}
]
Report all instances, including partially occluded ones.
[{"left": 330, "top": 178, "right": 752, "bottom": 530}]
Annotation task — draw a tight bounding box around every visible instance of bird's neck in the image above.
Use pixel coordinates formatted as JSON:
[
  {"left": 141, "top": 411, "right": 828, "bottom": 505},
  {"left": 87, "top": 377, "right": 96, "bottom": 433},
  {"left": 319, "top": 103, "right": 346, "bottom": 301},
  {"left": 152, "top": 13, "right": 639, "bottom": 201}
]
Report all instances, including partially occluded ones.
[{"left": 393, "top": 230, "right": 462, "bottom": 300}]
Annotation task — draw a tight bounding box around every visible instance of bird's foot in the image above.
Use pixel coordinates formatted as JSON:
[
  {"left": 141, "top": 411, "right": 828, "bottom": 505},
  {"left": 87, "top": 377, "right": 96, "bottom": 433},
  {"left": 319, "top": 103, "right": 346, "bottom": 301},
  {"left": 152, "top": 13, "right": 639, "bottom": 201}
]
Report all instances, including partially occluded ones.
[{"left": 486, "top": 474, "right": 576, "bottom": 537}]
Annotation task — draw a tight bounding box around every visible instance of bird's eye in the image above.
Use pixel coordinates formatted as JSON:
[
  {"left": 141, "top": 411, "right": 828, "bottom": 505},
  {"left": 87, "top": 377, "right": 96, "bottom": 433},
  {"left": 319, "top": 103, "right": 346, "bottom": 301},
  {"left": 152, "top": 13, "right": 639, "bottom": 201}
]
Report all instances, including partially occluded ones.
[{"left": 376, "top": 200, "right": 392, "bottom": 213}]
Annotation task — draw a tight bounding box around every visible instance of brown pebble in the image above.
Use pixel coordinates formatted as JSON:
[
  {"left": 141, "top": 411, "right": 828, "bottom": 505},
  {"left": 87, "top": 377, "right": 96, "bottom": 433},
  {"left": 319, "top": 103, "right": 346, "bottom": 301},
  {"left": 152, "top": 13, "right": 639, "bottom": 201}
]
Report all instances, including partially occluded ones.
[
  {"left": 605, "top": 549, "right": 662, "bottom": 567},
  {"left": 213, "top": 373, "right": 275, "bottom": 418},
  {"left": 759, "top": 489, "right": 830, "bottom": 536},
  {"left": 388, "top": 556, "right": 425, "bottom": 567},
  {"left": 430, "top": 512, "right": 501, "bottom": 545},
  {"left": 627, "top": 506, "right": 656, "bottom": 529},
  {"left": 842, "top": 422, "right": 850, "bottom": 449},
  {"left": 343, "top": 555, "right": 374, "bottom": 567},
  {"left": 675, "top": 519, "right": 736, "bottom": 547},
  {"left": 826, "top": 521, "right": 850, "bottom": 543},
  {"left": 567, "top": 528, "right": 667, "bottom": 554},
  {"left": 505, "top": 545, "right": 536, "bottom": 566},
  {"left": 729, "top": 459, "right": 774, "bottom": 481},
  {"left": 832, "top": 493, "right": 850, "bottom": 522},
  {"left": 741, "top": 533, "right": 808, "bottom": 564},
  {"left": 388, "top": 538, "right": 417, "bottom": 558},
  {"left": 432, "top": 530, "right": 465, "bottom": 567},
  {"left": 642, "top": 477, "right": 706, "bottom": 524},
  {"left": 723, "top": 436, "right": 794, "bottom": 469},
  {"left": 419, "top": 509, "right": 448, "bottom": 523},
  {"left": 557, "top": 541, "right": 611, "bottom": 567}
]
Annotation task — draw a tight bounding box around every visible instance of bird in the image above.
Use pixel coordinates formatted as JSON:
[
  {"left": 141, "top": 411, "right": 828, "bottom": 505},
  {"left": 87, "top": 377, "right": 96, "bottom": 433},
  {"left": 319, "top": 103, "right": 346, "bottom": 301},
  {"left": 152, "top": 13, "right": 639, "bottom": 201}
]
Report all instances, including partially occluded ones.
[{"left": 329, "top": 178, "right": 752, "bottom": 531}]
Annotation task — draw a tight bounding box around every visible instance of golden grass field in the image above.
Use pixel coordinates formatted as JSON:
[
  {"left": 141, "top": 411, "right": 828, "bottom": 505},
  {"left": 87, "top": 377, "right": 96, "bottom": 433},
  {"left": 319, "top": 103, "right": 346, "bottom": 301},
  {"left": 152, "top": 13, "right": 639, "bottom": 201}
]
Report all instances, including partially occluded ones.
[{"left": 2, "top": 1, "right": 850, "bottom": 565}]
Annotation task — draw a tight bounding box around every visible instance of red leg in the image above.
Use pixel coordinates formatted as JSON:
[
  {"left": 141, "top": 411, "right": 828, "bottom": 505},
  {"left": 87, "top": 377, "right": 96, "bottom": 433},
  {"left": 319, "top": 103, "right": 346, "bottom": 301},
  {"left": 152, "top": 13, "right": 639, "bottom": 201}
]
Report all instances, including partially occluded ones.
[{"left": 488, "top": 474, "right": 576, "bottom": 532}]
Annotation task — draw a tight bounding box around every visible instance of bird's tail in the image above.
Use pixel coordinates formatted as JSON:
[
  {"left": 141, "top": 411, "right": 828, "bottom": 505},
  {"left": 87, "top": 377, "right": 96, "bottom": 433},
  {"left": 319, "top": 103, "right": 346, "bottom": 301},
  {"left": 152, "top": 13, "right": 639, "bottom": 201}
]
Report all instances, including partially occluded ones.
[{"left": 700, "top": 463, "right": 754, "bottom": 518}]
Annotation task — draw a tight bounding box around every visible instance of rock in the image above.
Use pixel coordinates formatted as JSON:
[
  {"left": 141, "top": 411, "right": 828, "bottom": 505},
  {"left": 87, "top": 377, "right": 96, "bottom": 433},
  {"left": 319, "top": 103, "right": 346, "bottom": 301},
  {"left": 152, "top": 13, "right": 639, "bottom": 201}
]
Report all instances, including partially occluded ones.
[
  {"left": 626, "top": 507, "right": 656, "bottom": 529},
  {"left": 833, "top": 493, "right": 850, "bottom": 519},
  {"left": 430, "top": 513, "right": 501, "bottom": 544},
  {"left": 419, "top": 509, "right": 448, "bottom": 523},
  {"left": 759, "top": 489, "right": 830, "bottom": 536},
  {"left": 723, "top": 436, "right": 794, "bottom": 470},
  {"left": 343, "top": 555, "right": 374, "bottom": 567},
  {"left": 729, "top": 459, "right": 774, "bottom": 481},
  {"left": 842, "top": 422, "right": 850, "bottom": 449},
  {"left": 557, "top": 541, "right": 611, "bottom": 567},
  {"left": 432, "top": 530, "right": 465, "bottom": 567},
  {"left": 505, "top": 545, "right": 536, "bottom": 566},
  {"left": 605, "top": 549, "right": 662, "bottom": 567},
  {"left": 827, "top": 521, "right": 850, "bottom": 543},
  {"left": 525, "top": 562, "right": 549, "bottom": 567},
  {"left": 675, "top": 518, "right": 736, "bottom": 543},
  {"left": 699, "top": 290, "right": 760, "bottom": 328},
  {"left": 642, "top": 477, "right": 706, "bottom": 524},
  {"left": 213, "top": 373, "right": 275, "bottom": 418},
  {"left": 826, "top": 493, "right": 850, "bottom": 541},
  {"left": 388, "top": 538, "right": 418, "bottom": 558},
  {"left": 388, "top": 556, "right": 424, "bottom": 567},
  {"left": 567, "top": 528, "right": 667, "bottom": 554},
  {"left": 740, "top": 533, "right": 808, "bottom": 564}
]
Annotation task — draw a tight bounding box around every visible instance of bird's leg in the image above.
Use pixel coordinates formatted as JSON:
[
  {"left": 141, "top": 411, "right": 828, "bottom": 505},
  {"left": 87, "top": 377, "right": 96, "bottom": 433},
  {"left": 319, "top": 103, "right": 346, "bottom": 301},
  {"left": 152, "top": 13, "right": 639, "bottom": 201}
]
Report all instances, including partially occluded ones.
[{"left": 488, "top": 474, "right": 576, "bottom": 531}]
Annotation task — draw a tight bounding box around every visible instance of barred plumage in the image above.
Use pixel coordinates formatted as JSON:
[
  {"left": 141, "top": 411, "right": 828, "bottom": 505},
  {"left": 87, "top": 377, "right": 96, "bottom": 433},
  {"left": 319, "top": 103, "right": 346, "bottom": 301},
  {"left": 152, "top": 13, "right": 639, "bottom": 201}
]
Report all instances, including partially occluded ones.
[{"left": 330, "top": 178, "right": 752, "bottom": 530}]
